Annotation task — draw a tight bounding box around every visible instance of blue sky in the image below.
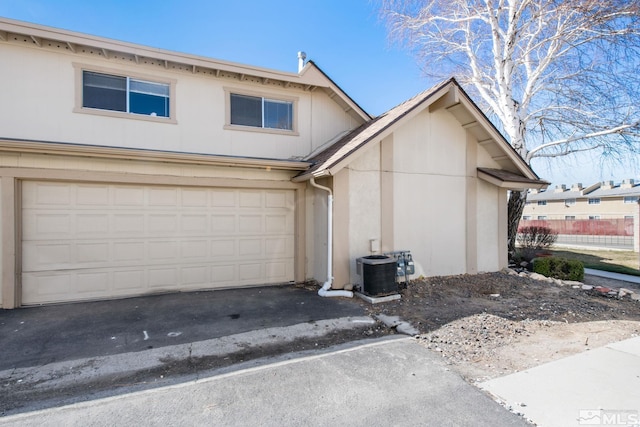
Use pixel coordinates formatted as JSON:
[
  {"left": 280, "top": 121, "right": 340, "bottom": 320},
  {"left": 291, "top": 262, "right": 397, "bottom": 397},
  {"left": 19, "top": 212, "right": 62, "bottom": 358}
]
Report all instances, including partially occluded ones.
[{"left": 0, "top": 0, "right": 636, "bottom": 185}]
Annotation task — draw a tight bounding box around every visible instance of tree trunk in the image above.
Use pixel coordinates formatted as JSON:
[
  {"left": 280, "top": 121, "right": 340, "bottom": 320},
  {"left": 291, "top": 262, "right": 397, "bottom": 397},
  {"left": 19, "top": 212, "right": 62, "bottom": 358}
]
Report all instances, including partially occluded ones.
[{"left": 507, "top": 190, "right": 528, "bottom": 256}]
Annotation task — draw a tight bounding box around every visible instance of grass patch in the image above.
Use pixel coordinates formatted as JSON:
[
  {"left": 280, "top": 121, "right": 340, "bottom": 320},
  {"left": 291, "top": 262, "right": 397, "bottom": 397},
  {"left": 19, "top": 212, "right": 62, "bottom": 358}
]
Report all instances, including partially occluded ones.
[{"left": 549, "top": 248, "right": 640, "bottom": 277}]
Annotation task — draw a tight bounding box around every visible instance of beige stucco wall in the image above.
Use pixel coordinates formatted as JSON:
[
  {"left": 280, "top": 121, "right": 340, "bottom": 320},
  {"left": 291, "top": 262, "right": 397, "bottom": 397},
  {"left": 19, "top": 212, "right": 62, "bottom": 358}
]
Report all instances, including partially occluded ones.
[
  {"left": 476, "top": 179, "right": 502, "bottom": 272},
  {"left": 346, "top": 144, "right": 382, "bottom": 284},
  {"left": 388, "top": 109, "right": 469, "bottom": 277},
  {"left": 329, "top": 107, "right": 511, "bottom": 287},
  {"left": 0, "top": 42, "right": 360, "bottom": 160}
]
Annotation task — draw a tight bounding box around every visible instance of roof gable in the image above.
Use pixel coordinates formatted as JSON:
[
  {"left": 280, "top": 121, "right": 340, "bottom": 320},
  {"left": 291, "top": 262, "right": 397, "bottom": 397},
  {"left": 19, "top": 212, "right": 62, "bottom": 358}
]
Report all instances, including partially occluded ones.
[{"left": 293, "top": 78, "right": 546, "bottom": 188}]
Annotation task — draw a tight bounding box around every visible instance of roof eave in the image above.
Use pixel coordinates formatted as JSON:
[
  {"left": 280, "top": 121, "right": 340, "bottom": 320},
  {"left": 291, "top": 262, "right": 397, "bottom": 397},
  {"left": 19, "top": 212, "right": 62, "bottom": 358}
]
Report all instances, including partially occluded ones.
[
  {"left": 477, "top": 168, "right": 549, "bottom": 190},
  {"left": 0, "top": 138, "right": 312, "bottom": 171}
]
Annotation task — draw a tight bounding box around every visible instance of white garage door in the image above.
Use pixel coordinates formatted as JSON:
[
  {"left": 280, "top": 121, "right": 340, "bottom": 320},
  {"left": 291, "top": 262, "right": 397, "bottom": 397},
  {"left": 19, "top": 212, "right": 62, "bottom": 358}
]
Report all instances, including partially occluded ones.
[{"left": 21, "top": 181, "right": 295, "bottom": 305}]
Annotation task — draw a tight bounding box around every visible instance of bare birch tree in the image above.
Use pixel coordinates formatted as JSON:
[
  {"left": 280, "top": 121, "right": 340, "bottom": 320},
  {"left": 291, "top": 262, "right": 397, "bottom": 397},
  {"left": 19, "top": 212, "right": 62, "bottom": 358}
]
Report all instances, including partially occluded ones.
[{"left": 379, "top": 0, "right": 640, "bottom": 253}]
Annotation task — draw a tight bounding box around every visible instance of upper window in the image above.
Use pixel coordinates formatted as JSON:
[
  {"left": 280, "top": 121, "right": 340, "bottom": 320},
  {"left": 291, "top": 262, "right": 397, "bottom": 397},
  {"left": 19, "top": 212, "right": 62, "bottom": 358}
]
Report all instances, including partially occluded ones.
[
  {"left": 230, "top": 93, "right": 293, "bottom": 130},
  {"left": 564, "top": 198, "right": 576, "bottom": 206},
  {"left": 623, "top": 196, "right": 639, "bottom": 204},
  {"left": 537, "top": 200, "right": 547, "bottom": 206},
  {"left": 588, "top": 198, "right": 601, "bottom": 205},
  {"left": 82, "top": 70, "right": 171, "bottom": 118}
]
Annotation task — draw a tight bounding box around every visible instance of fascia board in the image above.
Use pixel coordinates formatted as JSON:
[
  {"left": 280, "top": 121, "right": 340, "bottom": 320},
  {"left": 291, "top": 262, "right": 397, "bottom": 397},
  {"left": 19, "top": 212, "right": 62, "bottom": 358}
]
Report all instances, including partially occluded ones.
[
  {"left": 477, "top": 169, "right": 549, "bottom": 190},
  {"left": 0, "top": 138, "right": 311, "bottom": 171}
]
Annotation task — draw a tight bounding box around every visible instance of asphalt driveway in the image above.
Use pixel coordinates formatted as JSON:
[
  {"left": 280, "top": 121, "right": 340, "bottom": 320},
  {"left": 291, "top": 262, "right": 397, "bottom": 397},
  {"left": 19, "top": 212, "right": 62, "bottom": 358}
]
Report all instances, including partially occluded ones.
[{"left": 0, "top": 285, "right": 367, "bottom": 371}]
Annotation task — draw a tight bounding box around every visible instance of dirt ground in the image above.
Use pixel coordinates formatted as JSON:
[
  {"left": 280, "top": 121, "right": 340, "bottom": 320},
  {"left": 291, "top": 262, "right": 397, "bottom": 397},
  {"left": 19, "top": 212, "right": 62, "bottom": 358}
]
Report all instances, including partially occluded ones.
[{"left": 360, "top": 271, "right": 640, "bottom": 382}]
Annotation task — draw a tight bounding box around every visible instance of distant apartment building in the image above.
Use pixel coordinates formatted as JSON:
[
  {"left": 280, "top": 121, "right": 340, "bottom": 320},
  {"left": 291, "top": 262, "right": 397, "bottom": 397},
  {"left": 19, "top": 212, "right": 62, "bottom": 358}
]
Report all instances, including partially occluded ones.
[{"left": 523, "top": 179, "right": 640, "bottom": 221}]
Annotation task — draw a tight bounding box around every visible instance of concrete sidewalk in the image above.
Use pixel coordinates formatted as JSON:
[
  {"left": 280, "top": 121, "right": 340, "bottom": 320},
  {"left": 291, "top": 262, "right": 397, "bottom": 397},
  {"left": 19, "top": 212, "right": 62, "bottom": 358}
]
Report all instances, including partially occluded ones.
[
  {"left": 0, "top": 338, "right": 528, "bottom": 427},
  {"left": 585, "top": 268, "right": 640, "bottom": 285},
  {"left": 481, "top": 337, "right": 640, "bottom": 427}
]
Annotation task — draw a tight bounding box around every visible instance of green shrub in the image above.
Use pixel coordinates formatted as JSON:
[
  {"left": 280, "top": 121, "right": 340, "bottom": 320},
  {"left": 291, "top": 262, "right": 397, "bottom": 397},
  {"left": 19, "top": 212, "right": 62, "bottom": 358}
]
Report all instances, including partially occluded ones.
[{"left": 533, "top": 256, "right": 584, "bottom": 281}]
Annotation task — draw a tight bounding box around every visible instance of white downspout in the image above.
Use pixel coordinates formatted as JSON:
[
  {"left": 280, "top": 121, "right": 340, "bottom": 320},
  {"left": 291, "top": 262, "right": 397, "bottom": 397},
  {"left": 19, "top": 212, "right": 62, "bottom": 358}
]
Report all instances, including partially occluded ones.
[{"left": 310, "top": 178, "right": 353, "bottom": 298}]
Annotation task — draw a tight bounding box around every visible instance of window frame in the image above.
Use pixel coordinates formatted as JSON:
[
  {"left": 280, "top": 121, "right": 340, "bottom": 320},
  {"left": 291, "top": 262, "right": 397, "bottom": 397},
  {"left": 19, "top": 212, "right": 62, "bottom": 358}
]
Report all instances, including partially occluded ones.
[
  {"left": 537, "top": 200, "right": 547, "bottom": 206},
  {"left": 623, "top": 196, "right": 639, "bottom": 204},
  {"left": 564, "top": 198, "right": 576, "bottom": 206},
  {"left": 224, "top": 87, "right": 298, "bottom": 136},
  {"left": 588, "top": 198, "right": 601, "bottom": 205},
  {"left": 74, "top": 63, "right": 177, "bottom": 123}
]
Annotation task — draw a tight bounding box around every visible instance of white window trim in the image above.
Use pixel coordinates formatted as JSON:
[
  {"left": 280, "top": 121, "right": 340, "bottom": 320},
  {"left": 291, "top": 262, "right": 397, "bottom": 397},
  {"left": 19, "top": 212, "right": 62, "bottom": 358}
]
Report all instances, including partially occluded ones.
[
  {"left": 224, "top": 87, "right": 299, "bottom": 136},
  {"left": 73, "top": 63, "right": 177, "bottom": 124},
  {"left": 588, "top": 198, "right": 601, "bottom": 205},
  {"left": 623, "top": 196, "right": 639, "bottom": 204}
]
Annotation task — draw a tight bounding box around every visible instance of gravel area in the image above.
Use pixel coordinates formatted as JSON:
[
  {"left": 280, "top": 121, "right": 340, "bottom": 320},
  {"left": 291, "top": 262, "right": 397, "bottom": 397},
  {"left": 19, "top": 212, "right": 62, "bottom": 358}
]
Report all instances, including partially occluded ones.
[{"left": 361, "top": 271, "right": 640, "bottom": 381}]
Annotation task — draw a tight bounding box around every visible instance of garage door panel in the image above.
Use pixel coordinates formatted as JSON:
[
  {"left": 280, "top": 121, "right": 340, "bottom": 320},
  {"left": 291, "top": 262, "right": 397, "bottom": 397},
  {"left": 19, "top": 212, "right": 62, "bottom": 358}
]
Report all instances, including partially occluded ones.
[
  {"left": 182, "top": 266, "right": 210, "bottom": 286},
  {"left": 76, "top": 242, "right": 109, "bottom": 263},
  {"left": 211, "top": 239, "right": 236, "bottom": 258},
  {"left": 181, "top": 240, "right": 209, "bottom": 259},
  {"left": 148, "top": 268, "right": 178, "bottom": 288},
  {"left": 238, "top": 215, "right": 262, "bottom": 233},
  {"left": 22, "top": 242, "right": 72, "bottom": 270},
  {"left": 211, "top": 215, "right": 236, "bottom": 233},
  {"left": 77, "top": 185, "right": 109, "bottom": 205},
  {"left": 113, "top": 241, "right": 145, "bottom": 262},
  {"left": 239, "top": 191, "right": 262, "bottom": 208},
  {"left": 265, "top": 214, "right": 291, "bottom": 233},
  {"left": 113, "top": 270, "right": 145, "bottom": 291},
  {"left": 77, "top": 214, "right": 109, "bottom": 234},
  {"left": 114, "top": 186, "right": 145, "bottom": 206},
  {"left": 22, "top": 182, "right": 296, "bottom": 305},
  {"left": 181, "top": 214, "right": 208, "bottom": 233},
  {"left": 149, "top": 187, "right": 178, "bottom": 206}
]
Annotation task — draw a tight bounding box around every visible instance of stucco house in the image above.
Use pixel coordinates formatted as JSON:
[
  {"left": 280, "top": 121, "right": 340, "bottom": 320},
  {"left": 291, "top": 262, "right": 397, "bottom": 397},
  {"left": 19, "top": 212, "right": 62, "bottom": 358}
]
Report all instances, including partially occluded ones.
[{"left": 0, "top": 18, "right": 547, "bottom": 308}]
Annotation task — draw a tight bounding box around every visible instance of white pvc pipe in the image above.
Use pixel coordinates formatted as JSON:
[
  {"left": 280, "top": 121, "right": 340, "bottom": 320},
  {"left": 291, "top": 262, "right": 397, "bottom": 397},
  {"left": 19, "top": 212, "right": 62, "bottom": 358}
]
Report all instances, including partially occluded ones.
[{"left": 310, "top": 178, "right": 353, "bottom": 298}]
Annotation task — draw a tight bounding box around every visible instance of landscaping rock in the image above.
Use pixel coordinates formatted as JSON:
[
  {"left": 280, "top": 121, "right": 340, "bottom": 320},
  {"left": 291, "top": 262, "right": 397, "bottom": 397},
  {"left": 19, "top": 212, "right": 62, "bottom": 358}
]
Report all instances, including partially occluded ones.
[
  {"left": 618, "top": 288, "right": 633, "bottom": 299},
  {"left": 375, "top": 314, "right": 419, "bottom": 336},
  {"left": 529, "top": 272, "right": 552, "bottom": 282},
  {"left": 563, "top": 281, "right": 584, "bottom": 287},
  {"left": 581, "top": 285, "right": 594, "bottom": 291}
]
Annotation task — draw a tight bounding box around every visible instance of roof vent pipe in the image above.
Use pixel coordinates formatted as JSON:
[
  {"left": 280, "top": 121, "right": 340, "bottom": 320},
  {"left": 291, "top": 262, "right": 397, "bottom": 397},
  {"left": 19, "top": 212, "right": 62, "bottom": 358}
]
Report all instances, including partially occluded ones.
[
  {"left": 297, "top": 51, "right": 307, "bottom": 73},
  {"left": 309, "top": 178, "right": 353, "bottom": 298}
]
